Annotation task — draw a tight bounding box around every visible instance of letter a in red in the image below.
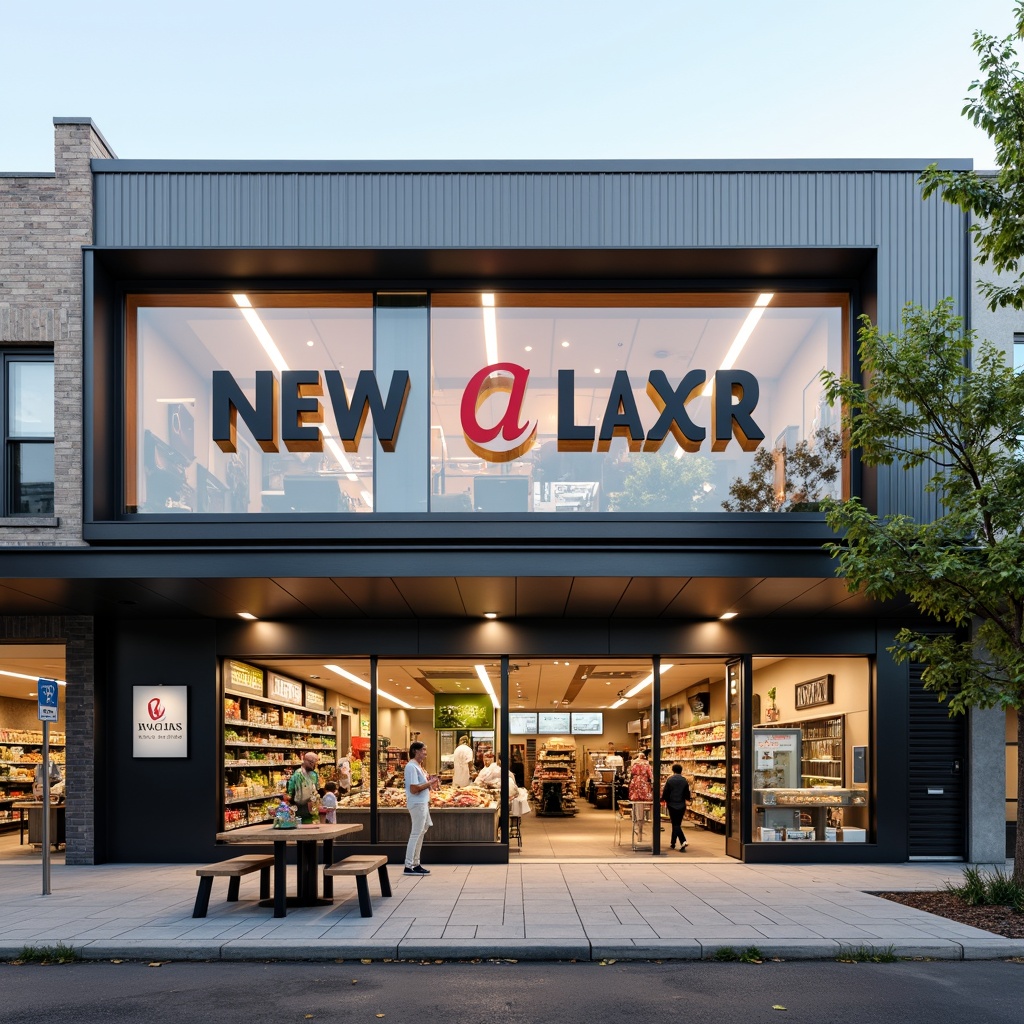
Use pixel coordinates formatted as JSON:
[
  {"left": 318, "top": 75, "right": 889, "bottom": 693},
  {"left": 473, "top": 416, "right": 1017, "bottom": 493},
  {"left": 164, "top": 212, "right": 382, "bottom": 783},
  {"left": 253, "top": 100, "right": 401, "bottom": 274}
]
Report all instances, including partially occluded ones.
[{"left": 460, "top": 363, "right": 538, "bottom": 463}]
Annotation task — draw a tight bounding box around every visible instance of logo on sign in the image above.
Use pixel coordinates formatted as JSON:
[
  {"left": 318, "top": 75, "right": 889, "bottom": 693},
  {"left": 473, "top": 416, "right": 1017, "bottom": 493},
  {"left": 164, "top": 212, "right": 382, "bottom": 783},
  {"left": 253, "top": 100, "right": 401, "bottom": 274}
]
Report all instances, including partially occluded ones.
[
  {"left": 147, "top": 697, "right": 166, "bottom": 721},
  {"left": 460, "top": 363, "right": 538, "bottom": 463}
]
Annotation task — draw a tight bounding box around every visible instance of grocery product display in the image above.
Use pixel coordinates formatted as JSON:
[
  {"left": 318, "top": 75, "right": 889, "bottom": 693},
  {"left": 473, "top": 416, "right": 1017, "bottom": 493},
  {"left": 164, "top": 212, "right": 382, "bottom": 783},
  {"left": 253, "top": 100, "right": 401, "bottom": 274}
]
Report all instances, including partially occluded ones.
[
  {"left": 223, "top": 693, "right": 336, "bottom": 831},
  {"left": 531, "top": 737, "right": 577, "bottom": 816},
  {"left": 660, "top": 720, "right": 727, "bottom": 830},
  {"left": 0, "top": 730, "right": 66, "bottom": 831}
]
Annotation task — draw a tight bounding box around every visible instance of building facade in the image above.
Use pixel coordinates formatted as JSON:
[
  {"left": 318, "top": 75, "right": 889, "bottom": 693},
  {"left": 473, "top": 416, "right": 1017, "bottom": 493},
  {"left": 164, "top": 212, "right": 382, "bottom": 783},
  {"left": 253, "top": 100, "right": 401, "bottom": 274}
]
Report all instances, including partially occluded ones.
[{"left": 0, "top": 118, "right": 1011, "bottom": 866}]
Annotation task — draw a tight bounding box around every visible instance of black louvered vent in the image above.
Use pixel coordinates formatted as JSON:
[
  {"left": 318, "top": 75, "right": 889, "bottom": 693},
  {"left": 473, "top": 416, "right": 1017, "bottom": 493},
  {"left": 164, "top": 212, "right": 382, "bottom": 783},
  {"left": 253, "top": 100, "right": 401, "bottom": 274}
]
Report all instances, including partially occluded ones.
[{"left": 908, "top": 665, "right": 966, "bottom": 857}]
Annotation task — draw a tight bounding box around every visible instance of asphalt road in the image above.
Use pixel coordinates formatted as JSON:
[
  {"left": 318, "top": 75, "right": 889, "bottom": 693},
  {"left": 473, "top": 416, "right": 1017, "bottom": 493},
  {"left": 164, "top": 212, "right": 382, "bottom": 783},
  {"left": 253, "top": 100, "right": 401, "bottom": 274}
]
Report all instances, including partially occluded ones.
[{"left": 2, "top": 959, "right": 1022, "bottom": 1023}]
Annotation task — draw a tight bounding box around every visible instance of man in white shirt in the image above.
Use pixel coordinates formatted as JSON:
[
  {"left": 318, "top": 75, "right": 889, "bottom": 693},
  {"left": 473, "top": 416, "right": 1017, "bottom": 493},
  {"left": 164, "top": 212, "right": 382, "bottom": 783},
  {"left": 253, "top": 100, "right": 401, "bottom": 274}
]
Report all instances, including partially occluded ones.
[
  {"left": 452, "top": 735, "right": 475, "bottom": 787},
  {"left": 404, "top": 741, "right": 438, "bottom": 875}
]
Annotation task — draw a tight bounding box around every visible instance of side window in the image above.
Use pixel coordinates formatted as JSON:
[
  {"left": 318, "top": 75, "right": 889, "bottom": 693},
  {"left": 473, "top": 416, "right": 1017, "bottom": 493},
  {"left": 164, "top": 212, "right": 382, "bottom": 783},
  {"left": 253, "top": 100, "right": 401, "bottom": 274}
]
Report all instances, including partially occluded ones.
[{"left": 4, "top": 354, "right": 54, "bottom": 515}]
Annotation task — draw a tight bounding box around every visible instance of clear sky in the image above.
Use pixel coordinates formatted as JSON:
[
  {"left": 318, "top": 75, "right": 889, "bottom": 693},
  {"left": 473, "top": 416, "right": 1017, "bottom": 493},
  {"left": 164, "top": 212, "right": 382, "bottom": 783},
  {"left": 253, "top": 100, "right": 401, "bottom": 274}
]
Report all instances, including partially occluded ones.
[{"left": 0, "top": 0, "right": 1016, "bottom": 170}]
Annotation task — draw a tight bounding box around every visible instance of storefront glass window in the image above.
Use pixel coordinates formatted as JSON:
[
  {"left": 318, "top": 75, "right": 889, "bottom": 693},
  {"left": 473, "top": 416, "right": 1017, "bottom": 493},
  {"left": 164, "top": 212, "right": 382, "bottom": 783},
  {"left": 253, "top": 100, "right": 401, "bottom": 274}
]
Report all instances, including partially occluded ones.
[
  {"left": 129, "top": 295, "right": 376, "bottom": 514},
  {"left": 430, "top": 293, "right": 847, "bottom": 513},
  {"left": 127, "top": 291, "right": 846, "bottom": 517},
  {"left": 377, "top": 659, "right": 502, "bottom": 847},
  {"left": 751, "top": 657, "right": 871, "bottom": 844}
]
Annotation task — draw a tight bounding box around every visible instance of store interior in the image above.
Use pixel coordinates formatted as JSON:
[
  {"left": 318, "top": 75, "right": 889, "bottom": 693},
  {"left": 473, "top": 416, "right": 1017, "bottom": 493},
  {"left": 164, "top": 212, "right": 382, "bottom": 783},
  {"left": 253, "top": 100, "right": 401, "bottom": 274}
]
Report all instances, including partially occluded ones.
[
  {"left": 226, "top": 653, "right": 874, "bottom": 858},
  {"left": 0, "top": 644, "right": 66, "bottom": 858},
  {"left": 15, "top": 642, "right": 1015, "bottom": 860}
]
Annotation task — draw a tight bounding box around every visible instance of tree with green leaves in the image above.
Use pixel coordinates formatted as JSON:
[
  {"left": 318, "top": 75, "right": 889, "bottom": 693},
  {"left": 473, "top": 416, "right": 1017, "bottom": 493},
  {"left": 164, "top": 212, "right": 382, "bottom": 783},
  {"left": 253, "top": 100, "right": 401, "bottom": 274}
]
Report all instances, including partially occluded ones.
[
  {"left": 722, "top": 427, "right": 842, "bottom": 512},
  {"left": 821, "top": 300, "right": 1024, "bottom": 879},
  {"left": 920, "top": 2, "right": 1024, "bottom": 311}
]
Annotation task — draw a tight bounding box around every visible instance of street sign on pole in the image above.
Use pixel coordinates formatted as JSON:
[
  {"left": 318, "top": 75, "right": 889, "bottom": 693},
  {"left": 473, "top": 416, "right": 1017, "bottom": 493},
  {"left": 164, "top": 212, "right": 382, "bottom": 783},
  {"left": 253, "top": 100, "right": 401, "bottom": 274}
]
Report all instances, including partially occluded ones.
[
  {"left": 37, "top": 678, "right": 58, "bottom": 722},
  {"left": 37, "top": 677, "right": 57, "bottom": 896}
]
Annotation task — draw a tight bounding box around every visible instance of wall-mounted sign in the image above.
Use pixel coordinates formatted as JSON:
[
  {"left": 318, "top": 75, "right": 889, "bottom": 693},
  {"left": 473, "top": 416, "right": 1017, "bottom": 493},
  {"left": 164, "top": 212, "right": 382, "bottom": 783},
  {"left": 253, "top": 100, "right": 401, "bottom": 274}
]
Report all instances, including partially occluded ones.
[
  {"left": 570, "top": 712, "right": 603, "bottom": 735},
  {"left": 133, "top": 686, "right": 188, "bottom": 758},
  {"left": 538, "top": 712, "right": 570, "bottom": 735},
  {"left": 794, "top": 674, "right": 834, "bottom": 711},
  {"left": 226, "top": 660, "right": 264, "bottom": 698},
  {"left": 335, "top": 701, "right": 352, "bottom": 715},
  {"left": 270, "top": 674, "right": 304, "bottom": 706},
  {"left": 304, "top": 684, "right": 326, "bottom": 711},
  {"left": 433, "top": 694, "right": 494, "bottom": 730},
  {"left": 508, "top": 712, "right": 538, "bottom": 734}
]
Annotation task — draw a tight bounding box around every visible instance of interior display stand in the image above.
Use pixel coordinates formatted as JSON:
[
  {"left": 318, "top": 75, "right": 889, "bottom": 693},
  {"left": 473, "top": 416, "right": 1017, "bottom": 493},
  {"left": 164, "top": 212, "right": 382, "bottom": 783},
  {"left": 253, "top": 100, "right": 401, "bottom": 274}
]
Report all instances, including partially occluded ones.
[
  {"left": 660, "top": 720, "right": 727, "bottom": 832},
  {"left": 531, "top": 738, "right": 577, "bottom": 816},
  {"left": 222, "top": 692, "right": 336, "bottom": 831},
  {"left": 0, "top": 730, "right": 66, "bottom": 834}
]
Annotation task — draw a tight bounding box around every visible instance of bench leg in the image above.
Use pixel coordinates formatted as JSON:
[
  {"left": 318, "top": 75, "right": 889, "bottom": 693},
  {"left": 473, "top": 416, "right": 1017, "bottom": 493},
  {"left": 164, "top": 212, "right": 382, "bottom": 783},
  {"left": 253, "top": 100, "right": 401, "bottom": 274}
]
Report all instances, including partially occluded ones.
[
  {"left": 259, "top": 866, "right": 270, "bottom": 901},
  {"left": 193, "top": 876, "right": 213, "bottom": 919},
  {"left": 355, "top": 875, "right": 372, "bottom": 917},
  {"left": 377, "top": 864, "right": 392, "bottom": 898},
  {"left": 227, "top": 876, "right": 241, "bottom": 902}
]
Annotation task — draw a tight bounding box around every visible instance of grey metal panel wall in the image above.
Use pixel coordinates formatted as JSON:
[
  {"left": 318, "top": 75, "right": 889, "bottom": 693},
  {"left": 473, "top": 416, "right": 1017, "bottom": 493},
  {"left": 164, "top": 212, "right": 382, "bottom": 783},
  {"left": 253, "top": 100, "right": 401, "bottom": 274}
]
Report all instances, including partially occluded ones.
[
  {"left": 92, "top": 165, "right": 967, "bottom": 521},
  {"left": 96, "top": 171, "right": 893, "bottom": 250}
]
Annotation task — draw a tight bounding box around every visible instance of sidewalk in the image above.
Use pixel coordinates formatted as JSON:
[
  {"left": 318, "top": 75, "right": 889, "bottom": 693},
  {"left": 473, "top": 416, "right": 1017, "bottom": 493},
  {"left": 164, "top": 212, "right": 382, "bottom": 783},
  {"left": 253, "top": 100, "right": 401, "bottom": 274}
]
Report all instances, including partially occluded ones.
[{"left": 1, "top": 856, "right": 1022, "bottom": 962}]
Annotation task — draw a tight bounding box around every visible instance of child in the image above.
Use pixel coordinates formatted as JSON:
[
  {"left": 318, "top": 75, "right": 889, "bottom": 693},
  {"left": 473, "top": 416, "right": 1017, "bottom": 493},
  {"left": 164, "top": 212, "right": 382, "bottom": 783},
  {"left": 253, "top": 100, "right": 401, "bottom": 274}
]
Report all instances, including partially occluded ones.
[{"left": 320, "top": 781, "right": 339, "bottom": 824}]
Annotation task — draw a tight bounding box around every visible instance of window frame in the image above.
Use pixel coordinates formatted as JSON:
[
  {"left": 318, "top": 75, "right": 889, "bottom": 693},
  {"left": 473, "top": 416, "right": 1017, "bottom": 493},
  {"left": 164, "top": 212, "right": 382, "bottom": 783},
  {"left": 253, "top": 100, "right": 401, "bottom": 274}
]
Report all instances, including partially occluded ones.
[{"left": 2, "top": 350, "right": 55, "bottom": 517}]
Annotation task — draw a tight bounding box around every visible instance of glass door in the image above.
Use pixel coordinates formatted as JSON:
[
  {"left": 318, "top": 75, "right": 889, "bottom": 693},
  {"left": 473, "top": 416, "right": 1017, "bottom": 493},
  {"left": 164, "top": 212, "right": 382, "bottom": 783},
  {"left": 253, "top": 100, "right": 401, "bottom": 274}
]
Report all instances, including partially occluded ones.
[{"left": 724, "top": 657, "right": 750, "bottom": 859}]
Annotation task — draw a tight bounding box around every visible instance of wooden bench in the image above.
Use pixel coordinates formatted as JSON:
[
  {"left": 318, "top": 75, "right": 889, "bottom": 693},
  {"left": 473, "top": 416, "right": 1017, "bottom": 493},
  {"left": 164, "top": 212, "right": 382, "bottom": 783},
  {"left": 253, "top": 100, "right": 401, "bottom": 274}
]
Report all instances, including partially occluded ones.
[
  {"left": 323, "top": 855, "right": 392, "bottom": 917},
  {"left": 193, "top": 854, "right": 275, "bottom": 918}
]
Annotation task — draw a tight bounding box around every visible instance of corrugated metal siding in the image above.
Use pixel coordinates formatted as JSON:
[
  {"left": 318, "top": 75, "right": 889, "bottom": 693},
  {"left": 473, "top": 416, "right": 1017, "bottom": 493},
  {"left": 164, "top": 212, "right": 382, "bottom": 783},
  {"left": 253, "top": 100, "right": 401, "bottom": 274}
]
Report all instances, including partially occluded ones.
[
  {"left": 96, "top": 170, "right": 898, "bottom": 250},
  {"left": 92, "top": 165, "right": 967, "bottom": 522}
]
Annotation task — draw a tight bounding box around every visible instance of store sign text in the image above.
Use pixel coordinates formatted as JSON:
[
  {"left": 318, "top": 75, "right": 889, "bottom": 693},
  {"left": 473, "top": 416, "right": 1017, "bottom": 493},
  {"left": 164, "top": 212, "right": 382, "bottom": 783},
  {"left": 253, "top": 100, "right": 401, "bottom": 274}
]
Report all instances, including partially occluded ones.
[
  {"left": 462, "top": 364, "right": 765, "bottom": 464},
  {"left": 212, "top": 369, "right": 410, "bottom": 454},
  {"left": 210, "top": 364, "right": 764, "bottom": 465}
]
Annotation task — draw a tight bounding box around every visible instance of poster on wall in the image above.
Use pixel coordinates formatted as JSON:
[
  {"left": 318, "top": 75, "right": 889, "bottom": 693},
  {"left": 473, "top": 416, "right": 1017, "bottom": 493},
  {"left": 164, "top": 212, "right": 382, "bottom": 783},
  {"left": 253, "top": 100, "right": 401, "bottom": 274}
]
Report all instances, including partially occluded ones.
[
  {"left": 133, "top": 686, "right": 188, "bottom": 758},
  {"left": 433, "top": 694, "right": 494, "bottom": 730}
]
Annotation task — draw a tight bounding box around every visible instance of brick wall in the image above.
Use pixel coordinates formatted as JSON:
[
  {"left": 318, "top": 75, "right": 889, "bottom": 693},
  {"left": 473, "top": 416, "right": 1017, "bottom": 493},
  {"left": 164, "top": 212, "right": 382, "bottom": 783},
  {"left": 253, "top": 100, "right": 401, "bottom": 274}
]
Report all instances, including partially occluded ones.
[
  {"left": 0, "top": 117, "right": 113, "bottom": 546},
  {"left": 1, "top": 119, "right": 107, "bottom": 860}
]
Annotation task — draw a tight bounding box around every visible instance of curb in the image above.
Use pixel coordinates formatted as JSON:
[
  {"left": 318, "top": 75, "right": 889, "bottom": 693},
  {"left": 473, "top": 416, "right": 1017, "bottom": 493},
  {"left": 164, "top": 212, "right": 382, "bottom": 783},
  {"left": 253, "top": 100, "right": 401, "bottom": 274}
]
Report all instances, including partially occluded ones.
[{"left": 3, "top": 938, "right": 1023, "bottom": 963}]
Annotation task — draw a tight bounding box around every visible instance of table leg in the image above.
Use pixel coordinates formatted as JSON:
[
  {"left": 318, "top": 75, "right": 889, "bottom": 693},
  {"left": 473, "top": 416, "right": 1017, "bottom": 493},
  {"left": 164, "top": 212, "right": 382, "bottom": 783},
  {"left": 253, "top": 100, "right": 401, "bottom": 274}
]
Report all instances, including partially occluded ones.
[
  {"left": 298, "top": 841, "right": 319, "bottom": 904},
  {"left": 273, "top": 842, "right": 288, "bottom": 918},
  {"left": 322, "top": 838, "right": 334, "bottom": 899}
]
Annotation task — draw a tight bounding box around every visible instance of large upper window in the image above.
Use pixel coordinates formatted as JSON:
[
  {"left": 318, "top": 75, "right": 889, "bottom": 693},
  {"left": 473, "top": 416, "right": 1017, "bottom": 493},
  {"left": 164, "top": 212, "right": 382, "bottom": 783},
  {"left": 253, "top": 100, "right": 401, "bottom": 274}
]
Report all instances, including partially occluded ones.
[
  {"left": 4, "top": 353, "right": 54, "bottom": 515},
  {"left": 127, "top": 291, "right": 847, "bottom": 516},
  {"left": 430, "top": 293, "right": 847, "bottom": 513}
]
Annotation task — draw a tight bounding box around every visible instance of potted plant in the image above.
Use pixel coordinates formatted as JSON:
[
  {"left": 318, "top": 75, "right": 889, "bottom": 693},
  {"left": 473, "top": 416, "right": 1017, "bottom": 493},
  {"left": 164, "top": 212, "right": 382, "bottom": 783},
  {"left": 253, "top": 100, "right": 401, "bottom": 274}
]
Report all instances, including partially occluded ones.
[{"left": 765, "top": 687, "right": 779, "bottom": 722}]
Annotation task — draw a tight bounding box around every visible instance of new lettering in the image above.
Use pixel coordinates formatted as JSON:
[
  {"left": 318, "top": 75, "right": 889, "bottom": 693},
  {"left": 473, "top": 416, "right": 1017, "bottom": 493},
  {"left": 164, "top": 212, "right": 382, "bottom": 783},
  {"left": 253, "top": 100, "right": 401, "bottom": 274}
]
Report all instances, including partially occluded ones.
[{"left": 212, "top": 369, "right": 411, "bottom": 454}]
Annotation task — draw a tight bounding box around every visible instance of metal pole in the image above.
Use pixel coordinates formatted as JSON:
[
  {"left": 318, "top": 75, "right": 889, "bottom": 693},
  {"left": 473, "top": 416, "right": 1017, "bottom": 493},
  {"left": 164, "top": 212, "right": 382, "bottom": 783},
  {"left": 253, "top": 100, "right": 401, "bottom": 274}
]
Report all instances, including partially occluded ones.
[{"left": 42, "top": 719, "right": 51, "bottom": 895}]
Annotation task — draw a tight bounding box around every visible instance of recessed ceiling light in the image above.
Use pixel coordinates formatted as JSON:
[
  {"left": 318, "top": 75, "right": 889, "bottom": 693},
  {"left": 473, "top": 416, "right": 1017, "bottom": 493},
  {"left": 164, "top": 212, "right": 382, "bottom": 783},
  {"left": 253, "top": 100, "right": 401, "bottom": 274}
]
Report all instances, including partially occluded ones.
[
  {"left": 306, "top": 340, "right": 314, "bottom": 347},
  {"left": 309, "top": 674, "right": 320, "bottom": 679},
  {"left": 484, "top": 612, "right": 498, "bottom": 619},
  {"left": 594, "top": 368, "right": 600, "bottom": 374},
  {"left": 561, "top": 340, "right": 570, "bottom": 348},
  {"left": 720, "top": 611, "right": 738, "bottom": 620},
  {"left": 238, "top": 612, "right": 257, "bottom": 620},
  {"left": 525, "top": 345, "right": 533, "bottom": 352}
]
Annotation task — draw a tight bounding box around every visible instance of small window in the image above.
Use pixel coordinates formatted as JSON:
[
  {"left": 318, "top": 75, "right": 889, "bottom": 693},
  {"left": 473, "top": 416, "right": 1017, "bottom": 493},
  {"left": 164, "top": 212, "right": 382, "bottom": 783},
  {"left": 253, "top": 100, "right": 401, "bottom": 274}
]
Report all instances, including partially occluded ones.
[{"left": 4, "top": 354, "right": 54, "bottom": 515}]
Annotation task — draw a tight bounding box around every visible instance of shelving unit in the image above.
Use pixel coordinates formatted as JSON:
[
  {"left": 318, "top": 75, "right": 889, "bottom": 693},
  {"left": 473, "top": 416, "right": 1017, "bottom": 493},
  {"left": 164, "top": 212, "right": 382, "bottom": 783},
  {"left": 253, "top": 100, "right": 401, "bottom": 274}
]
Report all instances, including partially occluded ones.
[
  {"left": 0, "top": 731, "right": 66, "bottom": 832},
  {"left": 222, "top": 693, "right": 336, "bottom": 831},
  {"left": 659, "top": 720, "right": 727, "bottom": 831},
  {"left": 530, "top": 738, "right": 577, "bottom": 816},
  {"left": 774, "top": 714, "right": 846, "bottom": 786}
]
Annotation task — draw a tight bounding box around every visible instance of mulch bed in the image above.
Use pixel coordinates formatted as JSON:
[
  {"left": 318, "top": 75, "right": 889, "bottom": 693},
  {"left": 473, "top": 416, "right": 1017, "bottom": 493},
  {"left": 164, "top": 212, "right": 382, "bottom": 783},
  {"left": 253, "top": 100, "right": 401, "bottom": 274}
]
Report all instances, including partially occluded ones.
[{"left": 874, "top": 891, "right": 1024, "bottom": 938}]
